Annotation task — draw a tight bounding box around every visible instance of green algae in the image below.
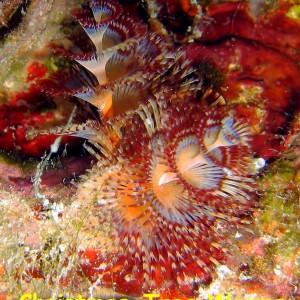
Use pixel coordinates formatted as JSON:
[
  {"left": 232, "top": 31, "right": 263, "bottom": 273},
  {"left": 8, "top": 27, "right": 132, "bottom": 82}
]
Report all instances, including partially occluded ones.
[
  {"left": 0, "top": 150, "right": 38, "bottom": 175},
  {"left": 287, "top": 4, "right": 300, "bottom": 20},
  {"left": 258, "top": 154, "right": 300, "bottom": 259}
]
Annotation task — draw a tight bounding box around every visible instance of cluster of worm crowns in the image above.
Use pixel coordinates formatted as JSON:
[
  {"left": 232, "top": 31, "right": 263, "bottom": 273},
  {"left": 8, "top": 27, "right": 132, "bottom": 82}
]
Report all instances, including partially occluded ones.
[{"left": 35, "top": 0, "right": 265, "bottom": 296}]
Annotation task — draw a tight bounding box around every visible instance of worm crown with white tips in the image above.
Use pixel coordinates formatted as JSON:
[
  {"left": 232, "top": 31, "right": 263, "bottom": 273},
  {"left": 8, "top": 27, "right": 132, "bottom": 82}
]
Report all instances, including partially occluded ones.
[
  {"left": 74, "top": 99, "right": 258, "bottom": 294},
  {"left": 30, "top": 0, "right": 265, "bottom": 296}
]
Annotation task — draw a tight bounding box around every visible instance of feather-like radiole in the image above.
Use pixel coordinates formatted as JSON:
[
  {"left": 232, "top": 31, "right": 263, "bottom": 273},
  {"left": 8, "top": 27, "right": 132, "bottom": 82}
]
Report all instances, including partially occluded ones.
[
  {"left": 26, "top": 0, "right": 266, "bottom": 296},
  {"left": 55, "top": 99, "right": 260, "bottom": 293}
]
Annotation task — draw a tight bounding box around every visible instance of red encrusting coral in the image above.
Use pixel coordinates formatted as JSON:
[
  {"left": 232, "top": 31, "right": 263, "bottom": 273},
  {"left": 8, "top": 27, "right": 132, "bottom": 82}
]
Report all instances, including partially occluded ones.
[
  {"left": 0, "top": 86, "right": 78, "bottom": 157},
  {"left": 153, "top": 0, "right": 300, "bottom": 161},
  {"left": 196, "top": 2, "right": 300, "bottom": 62},
  {"left": 26, "top": 61, "right": 48, "bottom": 82},
  {"left": 186, "top": 38, "right": 300, "bottom": 159}
]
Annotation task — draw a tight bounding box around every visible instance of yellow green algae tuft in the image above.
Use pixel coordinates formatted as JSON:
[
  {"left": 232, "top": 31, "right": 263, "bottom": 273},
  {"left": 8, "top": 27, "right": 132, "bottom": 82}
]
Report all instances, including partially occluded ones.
[
  {"left": 0, "top": 0, "right": 83, "bottom": 101},
  {"left": 286, "top": 4, "right": 300, "bottom": 20},
  {"left": 0, "top": 174, "right": 83, "bottom": 298},
  {"left": 256, "top": 136, "right": 300, "bottom": 286},
  {"left": 0, "top": 150, "right": 38, "bottom": 174},
  {"left": 258, "top": 158, "right": 299, "bottom": 250}
]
